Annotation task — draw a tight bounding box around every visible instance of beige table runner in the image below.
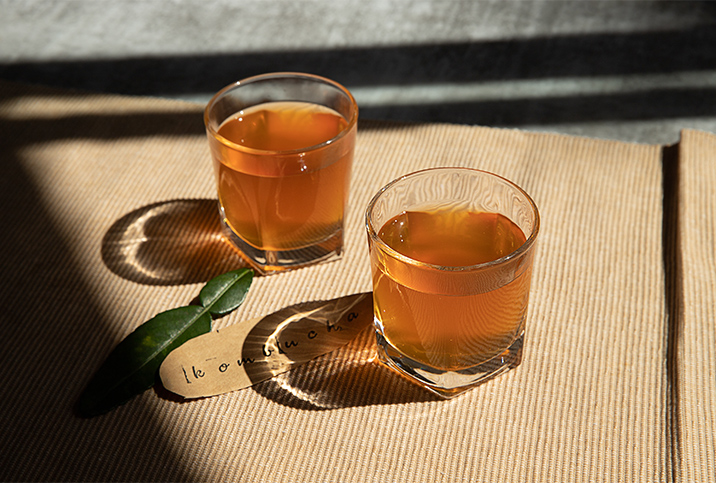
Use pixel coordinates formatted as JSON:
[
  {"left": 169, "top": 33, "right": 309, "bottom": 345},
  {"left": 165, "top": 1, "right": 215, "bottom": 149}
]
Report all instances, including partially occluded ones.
[
  {"left": 676, "top": 129, "right": 716, "bottom": 481},
  {"left": 0, "top": 81, "right": 708, "bottom": 481}
]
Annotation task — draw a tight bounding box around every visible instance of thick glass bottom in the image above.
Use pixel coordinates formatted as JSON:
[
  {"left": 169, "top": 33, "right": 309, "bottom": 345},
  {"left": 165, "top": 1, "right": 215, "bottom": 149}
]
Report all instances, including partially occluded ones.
[
  {"left": 220, "top": 212, "right": 343, "bottom": 275},
  {"left": 375, "top": 328, "right": 524, "bottom": 398}
]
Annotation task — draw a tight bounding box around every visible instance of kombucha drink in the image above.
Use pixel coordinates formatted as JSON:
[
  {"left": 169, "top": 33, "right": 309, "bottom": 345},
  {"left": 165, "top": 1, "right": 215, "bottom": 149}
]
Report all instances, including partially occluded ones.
[
  {"left": 372, "top": 208, "right": 532, "bottom": 371},
  {"left": 212, "top": 101, "right": 353, "bottom": 251}
]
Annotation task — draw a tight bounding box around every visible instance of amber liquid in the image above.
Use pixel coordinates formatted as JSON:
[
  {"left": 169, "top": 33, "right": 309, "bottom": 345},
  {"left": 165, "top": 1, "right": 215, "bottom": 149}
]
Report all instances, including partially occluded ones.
[
  {"left": 373, "top": 209, "right": 532, "bottom": 371},
  {"left": 212, "top": 101, "right": 353, "bottom": 250}
]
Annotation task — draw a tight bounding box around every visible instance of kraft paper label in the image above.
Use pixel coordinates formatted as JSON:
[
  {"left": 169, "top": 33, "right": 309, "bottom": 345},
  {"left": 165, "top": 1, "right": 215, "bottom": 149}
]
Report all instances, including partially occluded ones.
[{"left": 160, "top": 292, "right": 373, "bottom": 399}]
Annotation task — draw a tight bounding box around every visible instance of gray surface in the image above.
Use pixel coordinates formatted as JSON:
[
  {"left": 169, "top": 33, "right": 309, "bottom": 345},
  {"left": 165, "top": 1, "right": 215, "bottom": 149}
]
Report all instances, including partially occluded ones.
[{"left": 2, "top": 0, "right": 716, "bottom": 144}]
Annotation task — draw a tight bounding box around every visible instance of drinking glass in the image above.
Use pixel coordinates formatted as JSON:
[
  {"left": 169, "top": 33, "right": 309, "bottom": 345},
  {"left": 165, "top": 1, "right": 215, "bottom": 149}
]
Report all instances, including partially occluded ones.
[
  {"left": 365, "top": 168, "right": 540, "bottom": 397},
  {"left": 205, "top": 73, "right": 358, "bottom": 274}
]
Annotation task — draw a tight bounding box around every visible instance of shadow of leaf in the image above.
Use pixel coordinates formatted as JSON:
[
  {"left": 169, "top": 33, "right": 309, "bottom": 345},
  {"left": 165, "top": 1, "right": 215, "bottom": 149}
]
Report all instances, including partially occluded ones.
[{"left": 101, "top": 198, "right": 247, "bottom": 285}]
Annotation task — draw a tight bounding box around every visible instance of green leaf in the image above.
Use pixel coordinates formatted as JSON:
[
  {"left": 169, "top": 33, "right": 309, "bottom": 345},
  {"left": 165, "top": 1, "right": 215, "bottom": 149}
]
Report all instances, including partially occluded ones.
[
  {"left": 77, "top": 306, "right": 212, "bottom": 417},
  {"left": 76, "top": 268, "right": 254, "bottom": 417},
  {"left": 199, "top": 268, "right": 254, "bottom": 316}
]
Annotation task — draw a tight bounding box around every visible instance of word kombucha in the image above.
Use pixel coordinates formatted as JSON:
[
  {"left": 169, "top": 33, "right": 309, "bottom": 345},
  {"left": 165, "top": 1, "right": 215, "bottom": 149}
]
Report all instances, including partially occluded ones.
[
  {"left": 214, "top": 101, "right": 353, "bottom": 250},
  {"left": 372, "top": 208, "right": 532, "bottom": 371}
]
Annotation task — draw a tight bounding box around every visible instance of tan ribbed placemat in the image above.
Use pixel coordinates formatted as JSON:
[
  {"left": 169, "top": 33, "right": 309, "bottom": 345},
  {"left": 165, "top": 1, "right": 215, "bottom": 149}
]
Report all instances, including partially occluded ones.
[
  {"left": 0, "top": 81, "right": 670, "bottom": 481},
  {"left": 676, "top": 129, "right": 716, "bottom": 481}
]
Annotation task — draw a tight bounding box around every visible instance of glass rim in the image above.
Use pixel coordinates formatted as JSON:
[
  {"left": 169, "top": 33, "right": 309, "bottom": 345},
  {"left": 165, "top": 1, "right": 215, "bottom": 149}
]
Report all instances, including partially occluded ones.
[
  {"left": 203, "top": 72, "right": 359, "bottom": 156},
  {"left": 365, "top": 167, "right": 541, "bottom": 272}
]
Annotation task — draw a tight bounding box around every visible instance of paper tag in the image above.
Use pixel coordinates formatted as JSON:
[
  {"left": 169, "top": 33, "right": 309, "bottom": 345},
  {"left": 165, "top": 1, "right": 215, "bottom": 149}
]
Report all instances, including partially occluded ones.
[{"left": 159, "top": 292, "right": 373, "bottom": 399}]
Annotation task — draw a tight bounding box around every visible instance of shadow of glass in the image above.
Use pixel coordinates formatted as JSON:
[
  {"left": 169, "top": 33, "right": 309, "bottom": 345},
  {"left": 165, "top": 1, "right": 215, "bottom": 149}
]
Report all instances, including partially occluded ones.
[
  {"left": 101, "top": 198, "right": 248, "bottom": 285},
  {"left": 241, "top": 293, "right": 440, "bottom": 409},
  {"left": 251, "top": 327, "right": 440, "bottom": 409}
]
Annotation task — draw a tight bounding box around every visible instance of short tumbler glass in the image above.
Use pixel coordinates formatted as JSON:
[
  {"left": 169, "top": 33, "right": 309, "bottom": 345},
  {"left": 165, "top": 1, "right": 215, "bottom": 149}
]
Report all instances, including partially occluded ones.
[
  {"left": 205, "top": 72, "right": 358, "bottom": 274},
  {"left": 365, "top": 168, "right": 540, "bottom": 397}
]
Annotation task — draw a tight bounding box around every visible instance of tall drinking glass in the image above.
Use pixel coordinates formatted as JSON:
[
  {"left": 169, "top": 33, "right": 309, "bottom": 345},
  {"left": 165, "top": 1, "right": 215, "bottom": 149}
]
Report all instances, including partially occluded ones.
[{"left": 366, "top": 168, "right": 540, "bottom": 397}]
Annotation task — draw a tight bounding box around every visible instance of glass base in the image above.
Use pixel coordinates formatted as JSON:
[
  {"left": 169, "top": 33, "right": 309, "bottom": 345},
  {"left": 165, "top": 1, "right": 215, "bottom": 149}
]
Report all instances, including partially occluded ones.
[
  {"left": 375, "top": 329, "right": 524, "bottom": 398},
  {"left": 220, "top": 214, "right": 343, "bottom": 275}
]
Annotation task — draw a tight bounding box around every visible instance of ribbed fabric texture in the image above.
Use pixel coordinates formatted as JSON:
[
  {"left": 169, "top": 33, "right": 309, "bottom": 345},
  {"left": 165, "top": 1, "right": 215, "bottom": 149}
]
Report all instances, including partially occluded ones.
[
  {"left": 676, "top": 130, "right": 716, "bottom": 482},
  {"left": 0, "top": 80, "right": 709, "bottom": 482}
]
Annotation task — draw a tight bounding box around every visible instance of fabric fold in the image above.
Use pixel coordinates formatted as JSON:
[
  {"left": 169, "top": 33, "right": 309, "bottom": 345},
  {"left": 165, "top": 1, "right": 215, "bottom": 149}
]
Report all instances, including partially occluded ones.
[{"left": 675, "top": 129, "right": 716, "bottom": 481}]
